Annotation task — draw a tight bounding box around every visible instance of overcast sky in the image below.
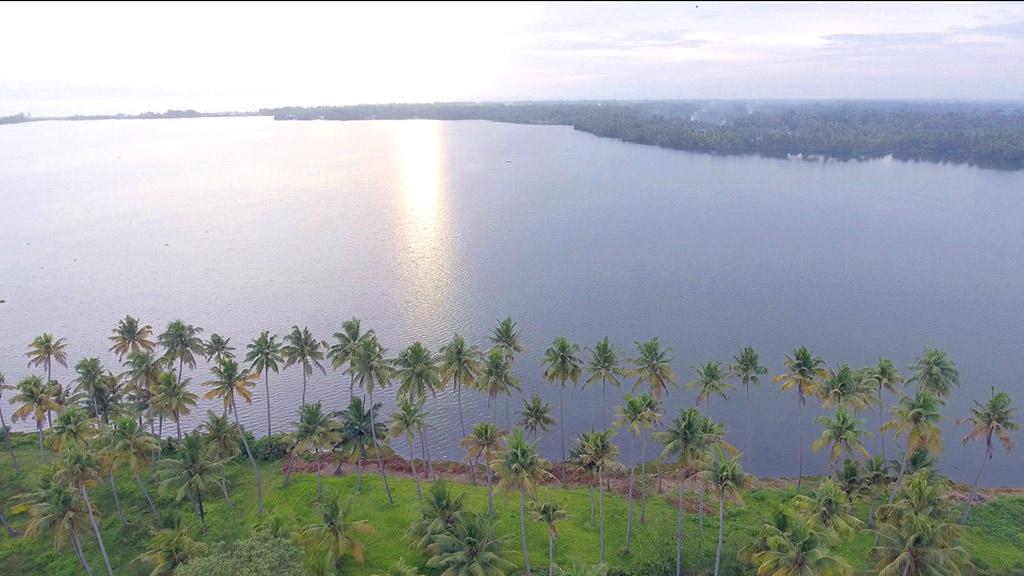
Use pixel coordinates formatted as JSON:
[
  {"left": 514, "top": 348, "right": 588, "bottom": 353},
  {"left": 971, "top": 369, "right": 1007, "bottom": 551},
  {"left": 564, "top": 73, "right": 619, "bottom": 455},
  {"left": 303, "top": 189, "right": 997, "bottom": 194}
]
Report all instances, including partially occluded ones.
[{"left": 2, "top": 1, "right": 1023, "bottom": 116}]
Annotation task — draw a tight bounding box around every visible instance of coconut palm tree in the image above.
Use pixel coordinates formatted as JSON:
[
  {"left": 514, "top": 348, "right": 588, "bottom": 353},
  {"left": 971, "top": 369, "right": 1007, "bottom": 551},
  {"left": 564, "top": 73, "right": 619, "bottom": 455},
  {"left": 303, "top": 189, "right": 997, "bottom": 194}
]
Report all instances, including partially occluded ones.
[
  {"left": 426, "top": 511, "right": 514, "bottom": 576},
  {"left": 729, "top": 346, "right": 767, "bottom": 445},
  {"left": 882, "top": 391, "right": 943, "bottom": 506},
  {"left": 490, "top": 317, "right": 526, "bottom": 425},
  {"left": 108, "top": 416, "right": 162, "bottom": 519},
  {"left": 203, "top": 358, "right": 264, "bottom": 513},
  {"left": 331, "top": 397, "right": 385, "bottom": 493},
  {"left": 635, "top": 394, "right": 663, "bottom": 524},
  {"left": 91, "top": 425, "right": 130, "bottom": 526},
  {"left": 282, "top": 325, "right": 326, "bottom": 408},
  {"left": 393, "top": 341, "right": 442, "bottom": 475},
  {"left": 812, "top": 407, "right": 871, "bottom": 474},
  {"left": 542, "top": 336, "right": 582, "bottom": 481},
  {"left": 201, "top": 410, "right": 241, "bottom": 508},
  {"left": 203, "top": 333, "right": 235, "bottom": 364},
  {"left": 109, "top": 315, "right": 155, "bottom": 361},
  {"left": 50, "top": 404, "right": 97, "bottom": 452},
  {"left": 862, "top": 359, "right": 903, "bottom": 460},
  {"left": 407, "top": 479, "right": 465, "bottom": 552},
  {"left": 820, "top": 364, "right": 875, "bottom": 413},
  {"left": 531, "top": 501, "right": 567, "bottom": 574},
  {"left": 328, "top": 318, "right": 373, "bottom": 401},
  {"left": 794, "top": 477, "right": 863, "bottom": 539},
  {"left": 774, "top": 346, "right": 827, "bottom": 489},
  {"left": 958, "top": 387, "right": 1016, "bottom": 521},
  {"left": 492, "top": 428, "right": 553, "bottom": 576},
  {"left": 26, "top": 333, "right": 69, "bottom": 390},
  {"left": 15, "top": 467, "right": 95, "bottom": 574},
  {"left": 294, "top": 402, "right": 337, "bottom": 501},
  {"left": 750, "top": 511, "right": 852, "bottom": 576},
  {"left": 460, "top": 422, "right": 506, "bottom": 515},
  {"left": 655, "top": 407, "right": 713, "bottom": 576},
  {"left": 701, "top": 446, "right": 746, "bottom": 576},
  {"left": 688, "top": 361, "right": 732, "bottom": 418},
  {"left": 479, "top": 347, "right": 521, "bottom": 424},
  {"left": 157, "top": 320, "right": 204, "bottom": 387},
  {"left": 908, "top": 348, "right": 959, "bottom": 401},
  {"left": 578, "top": 429, "right": 619, "bottom": 563},
  {"left": 615, "top": 395, "right": 645, "bottom": 553},
  {"left": 57, "top": 447, "right": 115, "bottom": 576},
  {"left": 72, "top": 357, "right": 105, "bottom": 419},
  {"left": 135, "top": 519, "right": 197, "bottom": 576},
  {"left": 519, "top": 393, "right": 556, "bottom": 440},
  {"left": 157, "top": 431, "right": 226, "bottom": 536},
  {"left": 302, "top": 495, "right": 375, "bottom": 570},
  {"left": 245, "top": 330, "right": 283, "bottom": 441},
  {"left": 438, "top": 334, "right": 483, "bottom": 439},
  {"left": 586, "top": 337, "right": 623, "bottom": 426},
  {"left": 153, "top": 371, "right": 197, "bottom": 440},
  {"left": 348, "top": 335, "right": 394, "bottom": 505},
  {"left": 629, "top": 337, "right": 677, "bottom": 399},
  {"left": 11, "top": 374, "right": 58, "bottom": 458},
  {"left": 123, "top": 350, "right": 164, "bottom": 433},
  {"left": 0, "top": 372, "right": 19, "bottom": 471},
  {"left": 390, "top": 398, "right": 429, "bottom": 501},
  {"left": 871, "top": 515, "right": 970, "bottom": 576}
]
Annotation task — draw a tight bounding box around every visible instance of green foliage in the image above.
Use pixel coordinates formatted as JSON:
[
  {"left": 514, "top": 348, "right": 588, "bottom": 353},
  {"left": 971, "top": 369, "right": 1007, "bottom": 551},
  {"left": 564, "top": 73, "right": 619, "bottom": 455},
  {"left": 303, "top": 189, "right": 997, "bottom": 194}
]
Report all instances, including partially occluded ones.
[{"left": 172, "top": 529, "right": 304, "bottom": 576}]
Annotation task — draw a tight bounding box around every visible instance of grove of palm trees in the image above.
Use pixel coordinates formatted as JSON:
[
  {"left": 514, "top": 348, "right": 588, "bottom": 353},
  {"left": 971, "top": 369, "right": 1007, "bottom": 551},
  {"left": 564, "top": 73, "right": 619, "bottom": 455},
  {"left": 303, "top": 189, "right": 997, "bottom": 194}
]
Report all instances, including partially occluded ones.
[{"left": 1, "top": 316, "right": 1020, "bottom": 576}]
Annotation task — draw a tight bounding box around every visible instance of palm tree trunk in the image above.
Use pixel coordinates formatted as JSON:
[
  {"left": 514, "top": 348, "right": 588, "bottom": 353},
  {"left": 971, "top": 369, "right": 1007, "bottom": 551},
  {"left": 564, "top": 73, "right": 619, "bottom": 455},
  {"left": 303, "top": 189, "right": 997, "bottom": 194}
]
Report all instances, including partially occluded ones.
[
  {"left": 599, "top": 468, "right": 606, "bottom": 563},
  {"left": 676, "top": 470, "right": 685, "bottom": 576},
  {"left": 797, "top": 395, "right": 804, "bottom": 489},
  {"left": 158, "top": 415, "right": 163, "bottom": 438},
  {"left": 284, "top": 447, "right": 297, "bottom": 487},
  {"left": 407, "top": 435, "right": 422, "bottom": 502},
  {"left": 699, "top": 481, "right": 705, "bottom": 535},
  {"left": 264, "top": 371, "right": 273, "bottom": 444},
  {"left": 520, "top": 488, "right": 531, "bottom": 576},
  {"left": 875, "top": 449, "right": 910, "bottom": 548},
  {"left": 80, "top": 483, "right": 114, "bottom": 576},
  {"left": 506, "top": 395, "right": 511, "bottom": 427},
  {"left": 177, "top": 357, "right": 183, "bottom": 386},
  {"left": 961, "top": 453, "right": 988, "bottom": 523},
  {"left": 196, "top": 490, "right": 207, "bottom": 536},
  {"left": 109, "top": 469, "right": 128, "bottom": 526},
  {"left": 548, "top": 531, "right": 554, "bottom": 575},
  {"left": 419, "top": 430, "right": 431, "bottom": 481},
  {"left": 602, "top": 377, "right": 607, "bottom": 427},
  {"left": 0, "top": 406, "right": 19, "bottom": 472},
  {"left": 560, "top": 384, "right": 566, "bottom": 482},
  {"left": 626, "top": 435, "right": 635, "bottom": 554},
  {"left": 135, "top": 472, "right": 161, "bottom": 520},
  {"left": 301, "top": 371, "right": 307, "bottom": 408},
  {"left": 589, "top": 479, "right": 595, "bottom": 527},
  {"left": 878, "top": 387, "right": 886, "bottom": 460},
  {"left": 315, "top": 445, "right": 323, "bottom": 501},
  {"left": 357, "top": 449, "right": 364, "bottom": 492},
  {"left": 368, "top": 388, "right": 393, "bottom": 504},
  {"left": 37, "top": 421, "right": 45, "bottom": 460},
  {"left": 423, "top": 426, "right": 436, "bottom": 480},
  {"left": 714, "top": 488, "right": 725, "bottom": 576},
  {"left": 221, "top": 480, "right": 234, "bottom": 509},
  {"left": 233, "top": 405, "right": 264, "bottom": 514},
  {"left": 486, "top": 465, "right": 495, "bottom": 516},
  {"left": 0, "top": 504, "right": 15, "bottom": 537},
  {"left": 640, "top": 431, "right": 649, "bottom": 523},
  {"left": 456, "top": 376, "right": 466, "bottom": 438},
  {"left": 175, "top": 410, "right": 182, "bottom": 441},
  {"left": 70, "top": 528, "right": 95, "bottom": 576}
]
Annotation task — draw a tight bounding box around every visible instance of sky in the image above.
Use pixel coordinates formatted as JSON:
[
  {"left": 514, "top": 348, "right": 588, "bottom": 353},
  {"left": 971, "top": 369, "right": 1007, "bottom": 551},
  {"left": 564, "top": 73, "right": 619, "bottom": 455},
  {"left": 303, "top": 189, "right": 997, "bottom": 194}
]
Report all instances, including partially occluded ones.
[{"left": 2, "top": 1, "right": 1024, "bottom": 116}]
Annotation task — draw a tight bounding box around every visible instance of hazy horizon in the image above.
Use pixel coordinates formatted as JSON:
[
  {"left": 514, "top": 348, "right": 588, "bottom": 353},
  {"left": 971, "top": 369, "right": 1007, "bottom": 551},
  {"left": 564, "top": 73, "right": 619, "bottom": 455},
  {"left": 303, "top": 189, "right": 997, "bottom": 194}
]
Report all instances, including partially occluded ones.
[{"left": 3, "top": 1, "right": 1023, "bottom": 117}]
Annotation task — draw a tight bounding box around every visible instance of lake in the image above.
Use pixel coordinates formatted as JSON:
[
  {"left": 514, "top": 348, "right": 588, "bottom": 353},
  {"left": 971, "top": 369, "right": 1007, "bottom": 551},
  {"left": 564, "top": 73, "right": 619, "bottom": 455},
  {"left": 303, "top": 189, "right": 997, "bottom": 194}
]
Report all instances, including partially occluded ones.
[{"left": 1, "top": 117, "right": 1022, "bottom": 486}]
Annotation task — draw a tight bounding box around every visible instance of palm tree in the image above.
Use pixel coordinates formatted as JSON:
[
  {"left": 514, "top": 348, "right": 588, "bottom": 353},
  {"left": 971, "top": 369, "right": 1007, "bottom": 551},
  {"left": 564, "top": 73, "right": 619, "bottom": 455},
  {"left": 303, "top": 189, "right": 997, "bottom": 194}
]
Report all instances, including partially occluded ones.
[
  {"left": 331, "top": 397, "right": 385, "bottom": 493},
  {"left": 774, "top": 346, "right": 827, "bottom": 489},
  {"left": 123, "top": 350, "right": 164, "bottom": 433},
  {"left": 490, "top": 317, "right": 526, "bottom": 426},
  {"left": 750, "top": 511, "right": 853, "bottom": 576},
  {"left": 793, "top": 477, "right": 863, "bottom": 539},
  {"left": 688, "top": 360, "right": 732, "bottom": 418},
  {"left": 615, "top": 395, "right": 645, "bottom": 553},
  {"left": 15, "top": 467, "right": 96, "bottom": 574},
  {"left": 348, "top": 335, "right": 394, "bottom": 504},
  {"left": 153, "top": 371, "right": 197, "bottom": 440},
  {"left": 135, "top": 520, "right": 197, "bottom": 576},
  {"left": 157, "top": 431, "right": 226, "bottom": 535},
  {"left": 11, "top": 374, "right": 58, "bottom": 458},
  {"left": 531, "top": 501, "right": 567, "bottom": 574},
  {"left": 629, "top": 337, "right": 677, "bottom": 399},
  {"left": 460, "top": 422, "right": 506, "bottom": 515},
  {"left": 203, "top": 333, "right": 235, "bottom": 364},
  {"left": 519, "top": 393, "right": 556, "bottom": 440},
  {"left": 812, "top": 407, "right": 871, "bottom": 474},
  {"left": 109, "top": 315, "right": 155, "bottom": 360},
  {"left": 492, "top": 428, "right": 553, "bottom": 576},
  {"left": 479, "top": 347, "right": 521, "bottom": 424},
  {"left": 109, "top": 416, "right": 162, "bottom": 519},
  {"left": 542, "top": 336, "right": 582, "bottom": 481},
  {"left": 0, "top": 372, "right": 19, "bottom": 471},
  {"left": 655, "top": 407, "right": 713, "bottom": 576},
  {"left": 203, "top": 358, "right": 264, "bottom": 513},
  {"left": 390, "top": 398, "right": 429, "bottom": 501},
  {"left": 282, "top": 325, "right": 326, "bottom": 408},
  {"left": 438, "top": 334, "right": 482, "bottom": 439},
  {"left": 862, "top": 359, "right": 903, "bottom": 460},
  {"left": 302, "top": 495, "right": 375, "bottom": 570},
  {"left": 578, "top": 429, "right": 618, "bottom": 563},
  {"left": 637, "top": 393, "right": 663, "bottom": 524},
  {"left": 908, "top": 348, "right": 959, "bottom": 401},
  {"left": 882, "top": 391, "right": 943, "bottom": 506},
  {"left": 820, "top": 364, "right": 875, "bottom": 413},
  {"left": 72, "top": 357, "right": 105, "bottom": 419},
  {"left": 408, "top": 480, "right": 465, "bottom": 552},
  {"left": 57, "top": 447, "right": 115, "bottom": 576},
  {"left": 426, "top": 511, "right": 514, "bottom": 576},
  {"left": 871, "top": 515, "right": 970, "bottom": 576},
  {"left": 293, "top": 402, "right": 337, "bottom": 501},
  {"left": 393, "top": 341, "right": 442, "bottom": 475},
  {"left": 701, "top": 446, "right": 746, "bottom": 576},
  {"left": 201, "top": 410, "right": 241, "bottom": 508},
  {"left": 958, "top": 387, "right": 1017, "bottom": 521},
  {"left": 26, "top": 333, "right": 69, "bottom": 389},
  {"left": 92, "top": 425, "right": 130, "bottom": 526},
  {"left": 328, "top": 318, "right": 373, "bottom": 401},
  {"left": 729, "top": 346, "right": 766, "bottom": 445},
  {"left": 245, "top": 330, "right": 283, "bottom": 441},
  {"left": 586, "top": 337, "right": 623, "bottom": 426},
  {"left": 157, "top": 320, "right": 204, "bottom": 387},
  {"left": 50, "top": 404, "right": 97, "bottom": 452}
]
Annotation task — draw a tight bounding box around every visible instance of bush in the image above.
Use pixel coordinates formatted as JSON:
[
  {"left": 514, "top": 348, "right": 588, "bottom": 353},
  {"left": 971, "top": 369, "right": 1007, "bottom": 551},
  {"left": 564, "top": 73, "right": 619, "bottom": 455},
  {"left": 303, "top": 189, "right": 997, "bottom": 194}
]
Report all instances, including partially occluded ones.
[
  {"left": 251, "top": 432, "right": 291, "bottom": 462},
  {"left": 173, "top": 529, "right": 304, "bottom": 576}
]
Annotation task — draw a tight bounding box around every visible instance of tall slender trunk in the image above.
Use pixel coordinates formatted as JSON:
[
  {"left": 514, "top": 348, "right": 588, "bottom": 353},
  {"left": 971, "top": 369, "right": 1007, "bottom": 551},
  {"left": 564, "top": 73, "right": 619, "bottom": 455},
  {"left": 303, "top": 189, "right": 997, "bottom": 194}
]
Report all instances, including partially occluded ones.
[
  {"left": 602, "top": 377, "right": 607, "bottom": 427},
  {"left": 135, "top": 472, "right": 161, "bottom": 520},
  {"left": 315, "top": 445, "right": 323, "bottom": 501},
  {"left": 548, "top": 531, "right": 555, "bottom": 575},
  {"left": 407, "top": 434, "right": 422, "bottom": 502},
  {"left": 37, "top": 421, "right": 45, "bottom": 460},
  {"left": 589, "top": 479, "right": 595, "bottom": 527},
  {"left": 175, "top": 410, "right": 182, "bottom": 440},
  {"left": 0, "top": 504, "right": 15, "bottom": 537},
  {"left": 486, "top": 464, "right": 495, "bottom": 515},
  {"left": 699, "top": 481, "right": 706, "bottom": 535},
  {"left": 676, "top": 470, "right": 685, "bottom": 576},
  {"left": 640, "top": 431, "right": 649, "bottom": 523},
  {"left": 80, "top": 483, "right": 114, "bottom": 576},
  {"left": 797, "top": 394, "right": 804, "bottom": 489},
  {"left": 714, "top": 488, "right": 725, "bottom": 576},
  {"left": 423, "top": 426, "right": 435, "bottom": 480},
  {"left": 356, "top": 449, "right": 364, "bottom": 492},
  {"left": 196, "top": 490, "right": 207, "bottom": 535},
  {"left": 0, "top": 405, "right": 19, "bottom": 472},
  {"left": 221, "top": 480, "right": 234, "bottom": 509},
  {"left": 625, "top": 435, "right": 635, "bottom": 554},
  {"left": 456, "top": 375, "right": 466, "bottom": 438},
  {"left": 961, "top": 453, "right": 988, "bottom": 523},
  {"left": 419, "top": 431, "right": 432, "bottom": 481},
  {"left": 878, "top": 387, "right": 886, "bottom": 460},
  {"left": 506, "top": 395, "right": 511, "bottom": 427},
  {"left": 520, "top": 489, "right": 531, "bottom": 576},
  {"left": 233, "top": 403, "right": 263, "bottom": 513},
  {"left": 301, "top": 371, "right": 307, "bottom": 408},
  {"left": 284, "top": 447, "right": 298, "bottom": 487},
  {"left": 264, "top": 371, "right": 273, "bottom": 444},
  {"left": 599, "top": 468, "right": 606, "bottom": 563},
  {"left": 158, "top": 415, "right": 163, "bottom": 438},
  {"left": 559, "top": 384, "right": 566, "bottom": 482},
  {"left": 109, "top": 470, "right": 128, "bottom": 526},
  {"left": 368, "top": 388, "right": 393, "bottom": 504},
  {"left": 70, "top": 529, "right": 94, "bottom": 576},
  {"left": 746, "top": 384, "right": 752, "bottom": 457}
]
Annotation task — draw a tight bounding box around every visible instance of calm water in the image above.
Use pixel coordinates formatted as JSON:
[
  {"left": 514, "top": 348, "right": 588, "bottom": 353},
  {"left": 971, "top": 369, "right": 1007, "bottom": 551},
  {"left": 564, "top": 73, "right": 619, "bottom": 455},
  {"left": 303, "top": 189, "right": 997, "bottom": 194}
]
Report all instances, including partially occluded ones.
[{"left": 1, "top": 117, "right": 1022, "bottom": 486}]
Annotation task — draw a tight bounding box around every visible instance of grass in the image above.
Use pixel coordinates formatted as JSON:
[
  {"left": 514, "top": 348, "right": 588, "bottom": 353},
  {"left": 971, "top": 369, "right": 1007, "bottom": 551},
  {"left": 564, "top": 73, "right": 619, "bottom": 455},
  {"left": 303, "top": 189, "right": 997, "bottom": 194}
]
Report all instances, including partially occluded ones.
[{"left": 1, "top": 432, "right": 1023, "bottom": 575}]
